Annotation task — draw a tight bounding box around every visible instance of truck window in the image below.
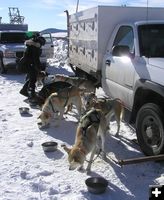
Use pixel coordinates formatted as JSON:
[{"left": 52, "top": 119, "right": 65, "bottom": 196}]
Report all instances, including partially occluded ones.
[
  {"left": 0, "top": 32, "right": 27, "bottom": 44},
  {"left": 41, "top": 33, "right": 51, "bottom": 44},
  {"left": 138, "top": 24, "right": 164, "bottom": 58},
  {"left": 113, "top": 26, "right": 134, "bottom": 53}
]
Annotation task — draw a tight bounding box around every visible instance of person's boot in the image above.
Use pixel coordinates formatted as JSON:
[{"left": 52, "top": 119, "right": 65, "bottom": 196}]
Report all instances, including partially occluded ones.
[
  {"left": 28, "top": 88, "right": 38, "bottom": 104},
  {"left": 19, "top": 80, "right": 29, "bottom": 97}
]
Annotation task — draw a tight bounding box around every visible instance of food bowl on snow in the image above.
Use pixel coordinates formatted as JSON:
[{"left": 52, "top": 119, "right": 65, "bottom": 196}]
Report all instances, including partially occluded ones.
[
  {"left": 19, "top": 107, "right": 30, "bottom": 114},
  {"left": 85, "top": 177, "right": 108, "bottom": 194},
  {"left": 42, "top": 141, "right": 58, "bottom": 152}
]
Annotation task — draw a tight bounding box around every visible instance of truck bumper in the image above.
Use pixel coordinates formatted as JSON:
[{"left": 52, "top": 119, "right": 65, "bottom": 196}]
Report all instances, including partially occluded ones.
[
  {"left": 3, "top": 57, "right": 47, "bottom": 69},
  {"left": 3, "top": 58, "right": 18, "bottom": 67}
]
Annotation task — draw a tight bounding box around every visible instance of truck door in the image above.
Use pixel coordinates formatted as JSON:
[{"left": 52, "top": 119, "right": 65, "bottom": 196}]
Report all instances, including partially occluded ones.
[
  {"left": 103, "top": 26, "right": 135, "bottom": 108},
  {"left": 40, "top": 33, "right": 54, "bottom": 58}
]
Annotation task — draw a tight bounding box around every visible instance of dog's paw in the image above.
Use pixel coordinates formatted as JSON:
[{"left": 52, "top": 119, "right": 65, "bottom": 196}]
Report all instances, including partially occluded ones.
[
  {"left": 78, "top": 165, "right": 85, "bottom": 172},
  {"left": 101, "top": 152, "right": 107, "bottom": 161},
  {"left": 38, "top": 123, "right": 50, "bottom": 129},
  {"left": 115, "top": 132, "right": 120, "bottom": 138},
  {"left": 86, "top": 169, "right": 91, "bottom": 175}
]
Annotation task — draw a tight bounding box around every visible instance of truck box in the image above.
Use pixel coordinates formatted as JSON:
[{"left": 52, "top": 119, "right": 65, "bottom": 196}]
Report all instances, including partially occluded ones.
[
  {"left": 0, "top": 23, "right": 28, "bottom": 31},
  {"left": 68, "top": 6, "right": 164, "bottom": 79}
]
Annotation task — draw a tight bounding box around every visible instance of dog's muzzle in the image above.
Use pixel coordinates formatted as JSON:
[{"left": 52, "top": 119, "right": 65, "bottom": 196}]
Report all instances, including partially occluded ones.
[{"left": 37, "top": 121, "right": 49, "bottom": 129}]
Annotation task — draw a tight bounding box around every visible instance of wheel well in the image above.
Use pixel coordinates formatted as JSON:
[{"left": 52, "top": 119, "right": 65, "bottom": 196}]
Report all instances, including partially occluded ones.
[
  {"left": 130, "top": 88, "right": 164, "bottom": 124},
  {"left": 69, "top": 64, "right": 101, "bottom": 87},
  {"left": 0, "top": 51, "right": 3, "bottom": 58}
]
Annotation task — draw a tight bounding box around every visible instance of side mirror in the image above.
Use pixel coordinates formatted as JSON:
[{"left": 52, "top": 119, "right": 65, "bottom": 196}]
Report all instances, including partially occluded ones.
[{"left": 112, "top": 45, "right": 130, "bottom": 57}]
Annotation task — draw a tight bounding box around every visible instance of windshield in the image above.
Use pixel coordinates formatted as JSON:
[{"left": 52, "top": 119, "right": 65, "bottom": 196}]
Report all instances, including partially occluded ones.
[
  {"left": 138, "top": 24, "right": 164, "bottom": 58},
  {"left": 0, "top": 32, "right": 27, "bottom": 44}
]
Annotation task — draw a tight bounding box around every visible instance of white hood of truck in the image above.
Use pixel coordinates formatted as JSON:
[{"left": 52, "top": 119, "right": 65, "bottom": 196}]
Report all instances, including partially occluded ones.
[
  {"left": 146, "top": 58, "right": 164, "bottom": 85},
  {"left": 2, "top": 44, "right": 25, "bottom": 51},
  {"left": 148, "top": 58, "right": 164, "bottom": 69}
]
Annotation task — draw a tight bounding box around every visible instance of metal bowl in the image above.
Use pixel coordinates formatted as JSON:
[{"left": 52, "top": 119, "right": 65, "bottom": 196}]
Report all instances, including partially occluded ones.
[
  {"left": 42, "top": 141, "right": 58, "bottom": 152},
  {"left": 85, "top": 177, "right": 108, "bottom": 194},
  {"left": 19, "top": 107, "right": 30, "bottom": 114}
]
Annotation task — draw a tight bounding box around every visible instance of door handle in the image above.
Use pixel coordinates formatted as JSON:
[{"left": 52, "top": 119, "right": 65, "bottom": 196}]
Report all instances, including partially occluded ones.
[{"left": 105, "top": 59, "right": 111, "bottom": 66}]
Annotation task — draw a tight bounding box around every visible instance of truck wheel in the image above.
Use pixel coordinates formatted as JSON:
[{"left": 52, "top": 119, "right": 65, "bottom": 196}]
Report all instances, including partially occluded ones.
[
  {"left": 0, "top": 57, "right": 7, "bottom": 74},
  {"left": 136, "top": 103, "right": 164, "bottom": 156}
]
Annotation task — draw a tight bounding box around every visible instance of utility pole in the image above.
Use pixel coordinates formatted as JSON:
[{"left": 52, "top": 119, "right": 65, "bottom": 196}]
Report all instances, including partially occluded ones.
[
  {"left": 8, "top": 7, "right": 25, "bottom": 24},
  {"left": 76, "top": 0, "right": 79, "bottom": 13}
]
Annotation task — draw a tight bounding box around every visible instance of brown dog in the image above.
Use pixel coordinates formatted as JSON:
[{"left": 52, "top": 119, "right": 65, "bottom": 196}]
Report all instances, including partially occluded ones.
[
  {"left": 63, "top": 109, "right": 108, "bottom": 173},
  {"left": 55, "top": 74, "right": 96, "bottom": 93},
  {"left": 38, "top": 86, "right": 84, "bottom": 128},
  {"left": 86, "top": 94, "right": 124, "bottom": 136}
]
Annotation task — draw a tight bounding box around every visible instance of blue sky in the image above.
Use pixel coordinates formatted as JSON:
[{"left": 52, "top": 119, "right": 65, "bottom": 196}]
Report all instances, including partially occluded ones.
[{"left": 0, "top": 0, "right": 163, "bottom": 31}]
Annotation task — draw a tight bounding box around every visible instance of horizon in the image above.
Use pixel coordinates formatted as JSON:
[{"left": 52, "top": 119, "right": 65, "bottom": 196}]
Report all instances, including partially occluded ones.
[{"left": 0, "top": 0, "right": 164, "bottom": 31}]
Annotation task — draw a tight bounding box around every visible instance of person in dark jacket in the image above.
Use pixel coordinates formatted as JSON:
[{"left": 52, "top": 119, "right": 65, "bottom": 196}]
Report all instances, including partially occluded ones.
[{"left": 19, "top": 33, "right": 46, "bottom": 103}]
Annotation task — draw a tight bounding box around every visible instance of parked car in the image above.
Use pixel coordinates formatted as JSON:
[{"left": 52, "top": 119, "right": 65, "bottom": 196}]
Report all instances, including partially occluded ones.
[{"left": 0, "top": 30, "right": 54, "bottom": 73}]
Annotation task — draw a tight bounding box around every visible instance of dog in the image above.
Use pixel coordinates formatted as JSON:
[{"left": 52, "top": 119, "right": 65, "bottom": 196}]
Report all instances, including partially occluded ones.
[
  {"left": 63, "top": 108, "right": 108, "bottom": 173},
  {"left": 36, "top": 81, "right": 72, "bottom": 106},
  {"left": 55, "top": 74, "right": 96, "bottom": 93},
  {"left": 37, "top": 71, "right": 58, "bottom": 85},
  {"left": 86, "top": 94, "right": 124, "bottom": 136},
  {"left": 37, "top": 86, "right": 84, "bottom": 127},
  {"left": 36, "top": 71, "right": 48, "bottom": 86}
]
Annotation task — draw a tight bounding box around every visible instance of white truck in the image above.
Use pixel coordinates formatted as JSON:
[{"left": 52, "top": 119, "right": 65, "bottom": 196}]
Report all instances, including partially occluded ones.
[
  {"left": 0, "top": 30, "right": 54, "bottom": 74},
  {"left": 68, "top": 6, "right": 164, "bottom": 156}
]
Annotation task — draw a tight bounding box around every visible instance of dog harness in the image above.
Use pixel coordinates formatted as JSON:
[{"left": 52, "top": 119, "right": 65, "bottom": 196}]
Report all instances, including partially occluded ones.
[
  {"left": 47, "top": 88, "right": 71, "bottom": 114},
  {"left": 49, "top": 97, "right": 56, "bottom": 113},
  {"left": 80, "top": 109, "right": 101, "bottom": 136}
]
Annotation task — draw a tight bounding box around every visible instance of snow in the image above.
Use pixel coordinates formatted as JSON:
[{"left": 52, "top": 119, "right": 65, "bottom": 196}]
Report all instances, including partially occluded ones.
[
  {"left": 51, "top": 32, "right": 67, "bottom": 39},
  {"left": 0, "top": 39, "right": 164, "bottom": 200}
]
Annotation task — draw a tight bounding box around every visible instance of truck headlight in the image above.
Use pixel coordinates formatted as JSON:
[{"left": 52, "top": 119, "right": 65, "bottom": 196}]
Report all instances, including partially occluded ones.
[{"left": 4, "top": 50, "right": 15, "bottom": 58}]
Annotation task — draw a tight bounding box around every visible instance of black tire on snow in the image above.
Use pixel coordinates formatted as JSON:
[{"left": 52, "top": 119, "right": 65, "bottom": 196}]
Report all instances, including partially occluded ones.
[
  {"left": 136, "top": 103, "right": 164, "bottom": 156},
  {"left": 0, "top": 57, "right": 7, "bottom": 74}
]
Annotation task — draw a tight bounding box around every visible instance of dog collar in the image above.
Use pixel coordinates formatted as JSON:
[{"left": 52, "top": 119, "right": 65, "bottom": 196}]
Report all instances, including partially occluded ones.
[
  {"left": 49, "top": 98, "right": 56, "bottom": 113},
  {"left": 80, "top": 109, "right": 100, "bottom": 132}
]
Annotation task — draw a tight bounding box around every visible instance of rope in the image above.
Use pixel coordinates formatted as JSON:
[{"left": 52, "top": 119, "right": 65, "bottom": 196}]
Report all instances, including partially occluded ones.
[
  {"left": 85, "top": 148, "right": 120, "bottom": 166},
  {"left": 85, "top": 148, "right": 102, "bottom": 163}
]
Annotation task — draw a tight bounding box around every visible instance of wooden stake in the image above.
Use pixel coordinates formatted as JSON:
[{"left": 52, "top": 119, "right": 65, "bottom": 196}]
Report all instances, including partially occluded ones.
[{"left": 118, "top": 154, "right": 164, "bottom": 166}]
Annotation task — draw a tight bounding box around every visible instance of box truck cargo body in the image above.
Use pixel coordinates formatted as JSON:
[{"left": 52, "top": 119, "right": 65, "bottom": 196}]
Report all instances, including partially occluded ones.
[{"left": 68, "top": 6, "right": 164, "bottom": 79}]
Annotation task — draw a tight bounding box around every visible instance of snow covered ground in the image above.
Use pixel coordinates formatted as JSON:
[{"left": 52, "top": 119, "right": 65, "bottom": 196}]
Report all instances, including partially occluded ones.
[{"left": 0, "top": 40, "right": 164, "bottom": 200}]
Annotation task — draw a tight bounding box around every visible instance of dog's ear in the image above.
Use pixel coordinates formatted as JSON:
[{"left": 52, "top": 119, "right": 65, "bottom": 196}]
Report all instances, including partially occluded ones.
[{"left": 63, "top": 145, "right": 71, "bottom": 154}]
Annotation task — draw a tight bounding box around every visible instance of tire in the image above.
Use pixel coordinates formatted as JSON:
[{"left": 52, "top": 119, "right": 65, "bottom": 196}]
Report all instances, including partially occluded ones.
[
  {"left": 136, "top": 103, "right": 164, "bottom": 156},
  {"left": 0, "top": 57, "right": 7, "bottom": 74}
]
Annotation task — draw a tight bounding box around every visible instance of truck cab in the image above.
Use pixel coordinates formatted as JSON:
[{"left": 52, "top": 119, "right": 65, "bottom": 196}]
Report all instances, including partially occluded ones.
[{"left": 102, "top": 21, "right": 164, "bottom": 156}]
